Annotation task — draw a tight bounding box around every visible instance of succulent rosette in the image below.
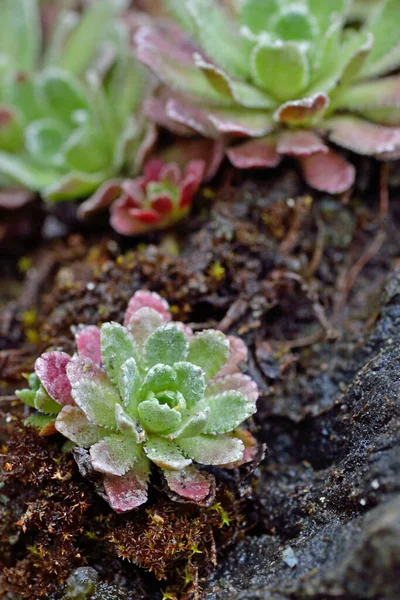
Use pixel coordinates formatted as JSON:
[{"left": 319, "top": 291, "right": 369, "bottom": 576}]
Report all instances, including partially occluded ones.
[
  {"left": 16, "top": 291, "right": 258, "bottom": 512},
  {"left": 0, "top": 0, "right": 150, "bottom": 206},
  {"left": 78, "top": 158, "right": 205, "bottom": 235},
  {"left": 136, "top": 0, "right": 400, "bottom": 194}
]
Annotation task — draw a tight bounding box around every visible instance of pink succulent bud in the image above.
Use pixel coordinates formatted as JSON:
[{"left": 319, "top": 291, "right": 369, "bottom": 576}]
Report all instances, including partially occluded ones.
[{"left": 79, "top": 159, "right": 205, "bottom": 236}]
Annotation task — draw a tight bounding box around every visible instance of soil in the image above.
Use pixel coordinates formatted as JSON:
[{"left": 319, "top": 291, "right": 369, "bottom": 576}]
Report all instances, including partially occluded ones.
[{"left": 1, "top": 163, "right": 400, "bottom": 599}]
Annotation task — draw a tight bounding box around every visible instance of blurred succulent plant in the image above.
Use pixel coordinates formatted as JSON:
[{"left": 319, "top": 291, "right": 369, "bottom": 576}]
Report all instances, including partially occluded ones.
[
  {"left": 16, "top": 290, "right": 258, "bottom": 512},
  {"left": 0, "top": 0, "right": 150, "bottom": 206},
  {"left": 78, "top": 158, "right": 205, "bottom": 235},
  {"left": 137, "top": 0, "right": 400, "bottom": 194}
]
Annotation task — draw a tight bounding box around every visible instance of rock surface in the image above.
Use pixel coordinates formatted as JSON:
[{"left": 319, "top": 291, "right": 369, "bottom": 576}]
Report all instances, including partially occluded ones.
[{"left": 203, "top": 271, "right": 400, "bottom": 600}]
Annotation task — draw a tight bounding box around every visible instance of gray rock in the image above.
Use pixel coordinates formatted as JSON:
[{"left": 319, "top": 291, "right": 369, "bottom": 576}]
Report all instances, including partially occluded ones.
[{"left": 203, "top": 271, "right": 400, "bottom": 600}]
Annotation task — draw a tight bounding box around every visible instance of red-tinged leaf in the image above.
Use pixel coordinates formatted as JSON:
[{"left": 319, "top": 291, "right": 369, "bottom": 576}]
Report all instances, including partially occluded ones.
[
  {"left": 179, "top": 160, "right": 205, "bottom": 208},
  {"left": 0, "top": 108, "right": 14, "bottom": 127},
  {"left": 151, "top": 195, "right": 173, "bottom": 215},
  {"left": 145, "top": 96, "right": 195, "bottom": 136},
  {"left": 143, "top": 159, "right": 164, "bottom": 183},
  {"left": 227, "top": 137, "right": 281, "bottom": 169},
  {"left": 166, "top": 98, "right": 217, "bottom": 138},
  {"left": 274, "top": 93, "right": 329, "bottom": 125},
  {"left": 77, "top": 179, "right": 122, "bottom": 220},
  {"left": 129, "top": 208, "right": 161, "bottom": 224},
  {"left": 135, "top": 26, "right": 222, "bottom": 103},
  {"left": 110, "top": 196, "right": 151, "bottom": 236},
  {"left": 160, "top": 162, "right": 181, "bottom": 185},
  {"left": 164, "top": 465, "right": 213, "bottom": 503},
  {"left": 134, "top": 122, "right": 158, "bottom": 174},
  {"left": 40, "top": 420, "right": 58, "bottom": 436},
  {"left": 326, "top": 116, "right": 400, "bottom": 156},
  {"left": 0, "top": 188, "right": 35, "bottom": 209},
  {"left": 75, "top": 326, "right": 101, "bottom": 365},
  {"left": 158, "top": 138, "right": 224, "bottom": 181},
  {"left": 206, "top": 373, "right": 259, "bottom": 403},
  {"left": 208, "top": 109, "right": 273, "bottom": 137},
  {"left": 299, "top": 149, "right": 355, "bottom": 194},
  {"left": 66, "top": 355, "right": 119, "bottom": 429},
  {"left": 123, "top": 290, "right": 171, "bottom": 328},
  {"left": 277, "top": 130, "right": 328, "bottom": 157},
  {"left": 35, "top": 351, "right": 74, "bottom": 406},
  {"left": 214, "top": 335, "right": 248, "bottom": 379},
  {"left": 104, "top": 459, "right": 150, "bottom": 512},
  {"left": 121, "top": 180, "right": 145, "bottom": 203}
]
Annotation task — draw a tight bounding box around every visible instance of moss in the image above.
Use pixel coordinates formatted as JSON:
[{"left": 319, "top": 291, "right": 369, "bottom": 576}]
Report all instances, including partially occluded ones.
[{"left": 0, "top": 418, "right": 254, "bottom": 599}]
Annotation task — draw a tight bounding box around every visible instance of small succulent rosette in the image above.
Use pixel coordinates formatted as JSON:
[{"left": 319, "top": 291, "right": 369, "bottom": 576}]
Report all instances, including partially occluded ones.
[
  {"left": 78, "top": 159, "right": 205, "bottom": 235},
  {"left": 16, "top": 291, "right": 259, "bottom": 512}
]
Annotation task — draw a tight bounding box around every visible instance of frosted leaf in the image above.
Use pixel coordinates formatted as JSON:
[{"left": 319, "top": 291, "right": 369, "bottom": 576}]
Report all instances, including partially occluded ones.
[
  {"left": 177, "top": 434, "right": 244, "bottom": 465},
  {"left": 187, "top": 330, "right": 230, "bottom": 380},
  {"left": 56, "top": 405, "right": 104, "bottom": 447},
  {"left": 144, "top": 435, "right": 192, "bottom": 470},
  {"left": 90, "top": 433, "right": 141, "bottom": 476}
]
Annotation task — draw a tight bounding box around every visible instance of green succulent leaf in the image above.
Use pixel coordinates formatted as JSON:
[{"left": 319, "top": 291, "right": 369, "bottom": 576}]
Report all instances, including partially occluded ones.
[
  {"left": 202, "top": 391, "right": 255, "bottom": 434},
  {"left": 115, "top": 403, "right": 142, "bottom": 442},
  {"left": 239, "top": 0, "right": 279, "bottom": 35},
  {"left": 24, "top": 413, "right": 55, "bottom": 434},
  {"left": 251, "top": 40, "right": 309, "bottom": 101},
  {"left": 361, "top": 0, "right": 400, "bottom": 78},
  {"left": 177, "top": 434, "right": 244, "bottom": 465},
  {"left": 173, "top": 362, "right": 206, "bottom": 408},
  {"left": 43, "top": 10, "right": 80, "bottom": 68},
  {"left": 138, "top": 399, "right": 182, "bottom": 434},
  {"left": 145, "top": 324, "right": 189, "bottom": 368},
  {"left": 118, "top": 357, "right": 141, "bottom": 415},
  {"left": 0, "top": 107, "right": 24, "bottom": 153},
  {"left": 5, "top": 74, "right": 42, "bottom": 122},
  {"left": 0, "top": 0, "right": 41, "bottom": 73},
  {"left": 90, "top": 433, "right": 141, "bottom": 476},
  {"left": 25, "top": 118, "right": 68, "bottom": 166},
  {"left": 144, "top": 435, "right": 192, "bottom": 470},
  {"left": 140, "top": 364, "right": 177, "bottom": 397},
  {"left": 307, "top": 0, "right": 348, "bottom": 31},
  {"left": 38, "top": 69, "right": 89, "bottom": 126},
  {"left": 43, "top": 170, "right": 110, "bottom": 202},
  {"left": 34, "top": 385, "right": 62, "bottom": 414},
  {"left": 15, "top": 388, "right": 36, "bottom": 408},
  {"left": 54, "top": 0, "right": 119, "bottom": 76},
  {"left": 171, "top": 408, "right": 209, "bottom": 439},
  {"left": 0, "top": 151, "right": 60, "bottom": 190},
  {"left": 270, "top": 6, "right": 318, "bottom": 42},
  {"left": 68, "top": 357, "right": 120, "bottom": 429},
  {"left": 101, "top": 322, "right": 137, "bottom": 385},
  {"left": 187, "top": 330, "right": 229, "bottom": 380},
  {"left": 188, "top": 0, "right": 252, "bottom": 79},
  {"left": 164, "top": 0, "right": 198, "bottom": 37}
]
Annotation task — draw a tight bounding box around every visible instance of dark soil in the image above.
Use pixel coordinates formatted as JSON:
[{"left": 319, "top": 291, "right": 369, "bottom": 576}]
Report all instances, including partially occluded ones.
[{"left": 1, "top": 165, "right": 400, "bottom": 599}]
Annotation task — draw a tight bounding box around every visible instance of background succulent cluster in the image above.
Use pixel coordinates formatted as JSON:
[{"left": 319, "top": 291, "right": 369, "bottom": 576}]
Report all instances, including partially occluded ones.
[
  {"left": 2, "top": 0, "right": 400, "bottom": 233},
  {"left": 17, "top": 290, "right": 258, "bottom": 512},
  {"left": 138, "top": 0, "right": 400, "bottom": 194},
  {"left": 0, "top": 0, "right": 148, "bottom": 203}
]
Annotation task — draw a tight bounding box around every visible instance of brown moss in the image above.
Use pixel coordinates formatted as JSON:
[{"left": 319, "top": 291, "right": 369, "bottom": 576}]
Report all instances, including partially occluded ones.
[{"left": 0, "top": 418, "right": 254, "bottom": 599}]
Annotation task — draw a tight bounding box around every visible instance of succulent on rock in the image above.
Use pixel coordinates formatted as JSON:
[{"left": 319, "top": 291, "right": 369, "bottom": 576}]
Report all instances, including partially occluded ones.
[
  {"left": 0, "top": 0, "right": 150, "bottom": 206},
  {"left": 78, "top": 158, "right": 205, "bottom": 235},
  {"left": 136, "top": 0, "right": 400, "bottom": 194},
  {"left": 16, "top": 290, "right": 259, "bottom": 512}
]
